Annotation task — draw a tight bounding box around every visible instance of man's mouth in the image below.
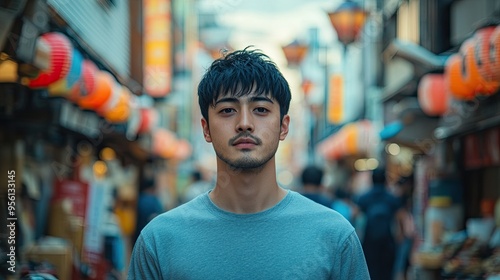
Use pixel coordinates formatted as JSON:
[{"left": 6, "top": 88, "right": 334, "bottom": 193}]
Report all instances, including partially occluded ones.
[{"left": 231, "top": 136, "right": 259, "bottom": 149}]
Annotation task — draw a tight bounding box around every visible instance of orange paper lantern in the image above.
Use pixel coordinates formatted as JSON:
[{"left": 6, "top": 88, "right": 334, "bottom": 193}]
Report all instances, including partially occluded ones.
[
  {"left": 103, "top": 87, "right": 131, "bottom": 123},
  {"left": 327, "top": 1, "right": 368, "bottom": 47},
  {"left": 78, "top": 71, "right": 114, "bottom": 110},
  {"left": 96, "top": 82, "right": 122, "bottom": 116},
  {"left": 282, "top": 41, "right": 308, "bottom": 66},
  {"left": 445, "top": 53, "right": 475, "bottom": 100},
  {"left": 418, "top": 74, "right": 449, "bottom": 116}
]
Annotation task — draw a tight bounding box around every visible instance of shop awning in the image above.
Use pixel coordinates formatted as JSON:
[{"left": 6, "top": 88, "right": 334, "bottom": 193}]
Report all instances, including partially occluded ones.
[
  {"left": 380, "top": 97, "right": 439, "bottom": 151},
  {"left": 382, "top": 39, "right": 447, "bottom": 103},
  {"left": 316, "top": 120, "right": 378, "bottom": 160},
  {"left": 384, "top": 39, "right": 446, "bottom": 72}
]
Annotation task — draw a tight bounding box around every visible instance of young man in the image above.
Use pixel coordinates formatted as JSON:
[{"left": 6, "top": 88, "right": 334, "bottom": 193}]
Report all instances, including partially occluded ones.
[{"left": 128, "top": 47, "right": 369, "bottom": 279}]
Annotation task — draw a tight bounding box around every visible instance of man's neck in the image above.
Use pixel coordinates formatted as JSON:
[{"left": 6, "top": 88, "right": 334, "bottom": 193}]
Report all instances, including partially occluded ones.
[{"left": 209, "top": 161, "right": 287, "bottom": 214}]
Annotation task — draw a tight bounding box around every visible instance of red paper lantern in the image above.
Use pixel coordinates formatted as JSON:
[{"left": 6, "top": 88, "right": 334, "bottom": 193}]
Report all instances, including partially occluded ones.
[
  {"left": 460, "top": 38, "right": 499, "bottom": 96},
  {"left": 418, "top": 74, "right": 449, "bottom": 116},
  {"left": 490, "top": 25, "right": 500, "bottom": 80},
  {"left": 137, "top": 108, "right": 159, "bottom": 134},
  {"left": 445, "top": 53, "right": 475, "bottom": 100},
  {"left": 68, "top": 60, "right": 98, "bottom": 103},
  {"left": 474, "top": 26, "right": 497, "bottom": 82},
  {"left": 48, "top": 48, "right": 83, "bottom": 96},
  {"left": 78, "top": 71, "right": 114, "bottom": 110},
  {"left": 28, "top": 32, "right": 72, "bottom": 88}
]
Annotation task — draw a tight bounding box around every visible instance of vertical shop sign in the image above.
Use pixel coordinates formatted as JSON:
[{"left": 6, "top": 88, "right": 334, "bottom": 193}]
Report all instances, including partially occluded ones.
[
  {"left": 49, "top": 179, "right": 89, "bottom": 261},
  {"left": 83, "top": 180, "right": 109, "bottom": 273},
  {"left": 328, "top": 74, "right": 344, "bottom": 124},
  {"left": 143, "top": 0, "right": 172, "bottom": 97}
]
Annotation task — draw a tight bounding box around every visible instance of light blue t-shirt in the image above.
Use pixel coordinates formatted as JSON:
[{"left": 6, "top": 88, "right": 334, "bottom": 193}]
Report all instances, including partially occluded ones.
[{"left": 128, "top": 190, "right": 370, "bottom": 280}]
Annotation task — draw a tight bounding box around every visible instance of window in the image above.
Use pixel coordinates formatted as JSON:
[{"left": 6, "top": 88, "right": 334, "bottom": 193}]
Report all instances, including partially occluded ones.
[{"left": 397, "top": 0, "right": 420, "bottom": 44}]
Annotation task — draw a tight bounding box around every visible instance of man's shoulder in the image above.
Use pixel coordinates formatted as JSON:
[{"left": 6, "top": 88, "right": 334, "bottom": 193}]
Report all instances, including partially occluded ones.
[
  {"left": 144, "top": 193, "right": 208, "bottom": 230},
  {"left": 289, "top": 191, "right": 356, "bottom": 240},
  {"left": 289, "top": 191, "right": 348, "bottom": 220}
]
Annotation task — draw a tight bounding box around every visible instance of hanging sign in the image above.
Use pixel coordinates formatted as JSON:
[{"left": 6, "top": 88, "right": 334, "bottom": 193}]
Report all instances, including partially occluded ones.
[{"left": 143, "top": 0, "right": 172, "bottom": 97}]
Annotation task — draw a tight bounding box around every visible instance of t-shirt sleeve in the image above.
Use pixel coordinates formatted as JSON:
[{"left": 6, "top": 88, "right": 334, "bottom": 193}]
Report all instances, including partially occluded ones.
[
  {"left": 127, "top": 234, "right": 162, "bottom": 279},
  {"left": 335, "top": 231, "right": 371, "bottom": 279}
]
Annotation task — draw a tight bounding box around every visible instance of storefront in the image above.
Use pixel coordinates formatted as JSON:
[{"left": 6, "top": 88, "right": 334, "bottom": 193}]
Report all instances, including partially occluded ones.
[
  {"left": 409, "top": 22, "right": 500, "bottom": 279},
  {"left": 0, "top": 1, "right": 189, "bottom": 279}
]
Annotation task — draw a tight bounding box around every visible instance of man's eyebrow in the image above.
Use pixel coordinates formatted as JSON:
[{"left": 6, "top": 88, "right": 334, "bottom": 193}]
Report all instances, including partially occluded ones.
[
  {"left": 214, "top": 96, "right": 274, "bottom": 106},
  {"left": 250, "top": 96, "right": 274, "bottom": 104},
  {"left": 214, "top": 97, "right": 239, "bottom": 106}
]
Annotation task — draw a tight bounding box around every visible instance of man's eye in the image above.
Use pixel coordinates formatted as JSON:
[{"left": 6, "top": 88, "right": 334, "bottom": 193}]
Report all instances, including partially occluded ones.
[
  {"left": 220, "top": 108, "right": 235, "bottom": 114},
  {"left": 255, "top": 107, "right": 269, "bottom": 113}
]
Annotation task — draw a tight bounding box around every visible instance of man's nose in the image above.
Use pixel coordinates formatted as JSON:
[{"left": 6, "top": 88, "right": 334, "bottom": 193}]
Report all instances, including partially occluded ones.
[{"left": 236, "top": 108, "right": 254, "bottom": 132}]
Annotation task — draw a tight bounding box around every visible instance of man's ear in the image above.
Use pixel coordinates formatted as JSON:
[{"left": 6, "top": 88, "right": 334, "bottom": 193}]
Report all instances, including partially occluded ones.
[
  {"left": 279, "top": 115, "right": 290, "bottom": 141},
  {"left": 201, "top": 118, "right": 212, "bottom": 142}
]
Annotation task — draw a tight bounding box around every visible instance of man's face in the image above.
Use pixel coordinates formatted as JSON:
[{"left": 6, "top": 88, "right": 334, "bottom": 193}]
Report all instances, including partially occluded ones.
[{"left": 201, "top": 92, "right": 290, "bottom": 171}]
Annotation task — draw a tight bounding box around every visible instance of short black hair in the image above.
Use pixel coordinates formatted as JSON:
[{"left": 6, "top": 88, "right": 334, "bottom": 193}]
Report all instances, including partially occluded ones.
[
  {"left": 372, "top": 168, "right": 386, "bottom": 185},
  {"left": 191, "top": 170, "right": 202, "bottom": 181},
  {"left": 334, "top": 188, "right": 349, "bottom": 199},
  {"left": 197, "top": 46, "right": 292, "bottom": 123},
  {"left": 301, "top": 165, "right": 324, "bottom": 186},
  {"left": 139, "top": 177, "right": 155, "bottom": 192}
]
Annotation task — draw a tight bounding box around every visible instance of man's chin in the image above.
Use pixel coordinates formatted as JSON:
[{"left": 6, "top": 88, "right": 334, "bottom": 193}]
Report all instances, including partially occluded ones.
[
  {"left": 216, "top": 149, "right": 275, "bottom": 172},
  {"left": 221, "top": 157, "right": 266, "bottom": 172},
  {"left": 229, "top": 160, "right": 264, "bottom": 171}
]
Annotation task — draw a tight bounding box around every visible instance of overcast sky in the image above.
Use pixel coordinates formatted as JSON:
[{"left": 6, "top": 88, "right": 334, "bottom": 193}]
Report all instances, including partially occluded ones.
[{"left": 198, "top": 0, "right": 344, "bottom": 65}]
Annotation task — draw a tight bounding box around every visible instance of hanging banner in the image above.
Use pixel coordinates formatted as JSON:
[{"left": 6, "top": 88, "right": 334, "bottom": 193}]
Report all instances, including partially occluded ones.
[{"left": 143, "top": 0, "right": 172, "bottom": 97}]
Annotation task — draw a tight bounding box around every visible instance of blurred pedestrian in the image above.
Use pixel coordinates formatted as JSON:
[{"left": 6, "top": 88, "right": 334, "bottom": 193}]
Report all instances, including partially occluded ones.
[
  {"left": 356, "top": 167, "right": 402, "bottom": 280},
  {"left": 299, "top": 164, "right": 332, "bottom": 208},
  {"left": 393, "top": 177, "right": 416, "bottom": 280},
  {"left": 331, "top": 187, "right": 358, "bottom": 225},
  {"left": 128, "top": 47, "right": 369, "bottom": 279},
  {"left": 132, "top": 178, "right": 164, "bottom": 245},
  {"left": 181, "top": 169, "right": 213, "bottom": 203}
]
